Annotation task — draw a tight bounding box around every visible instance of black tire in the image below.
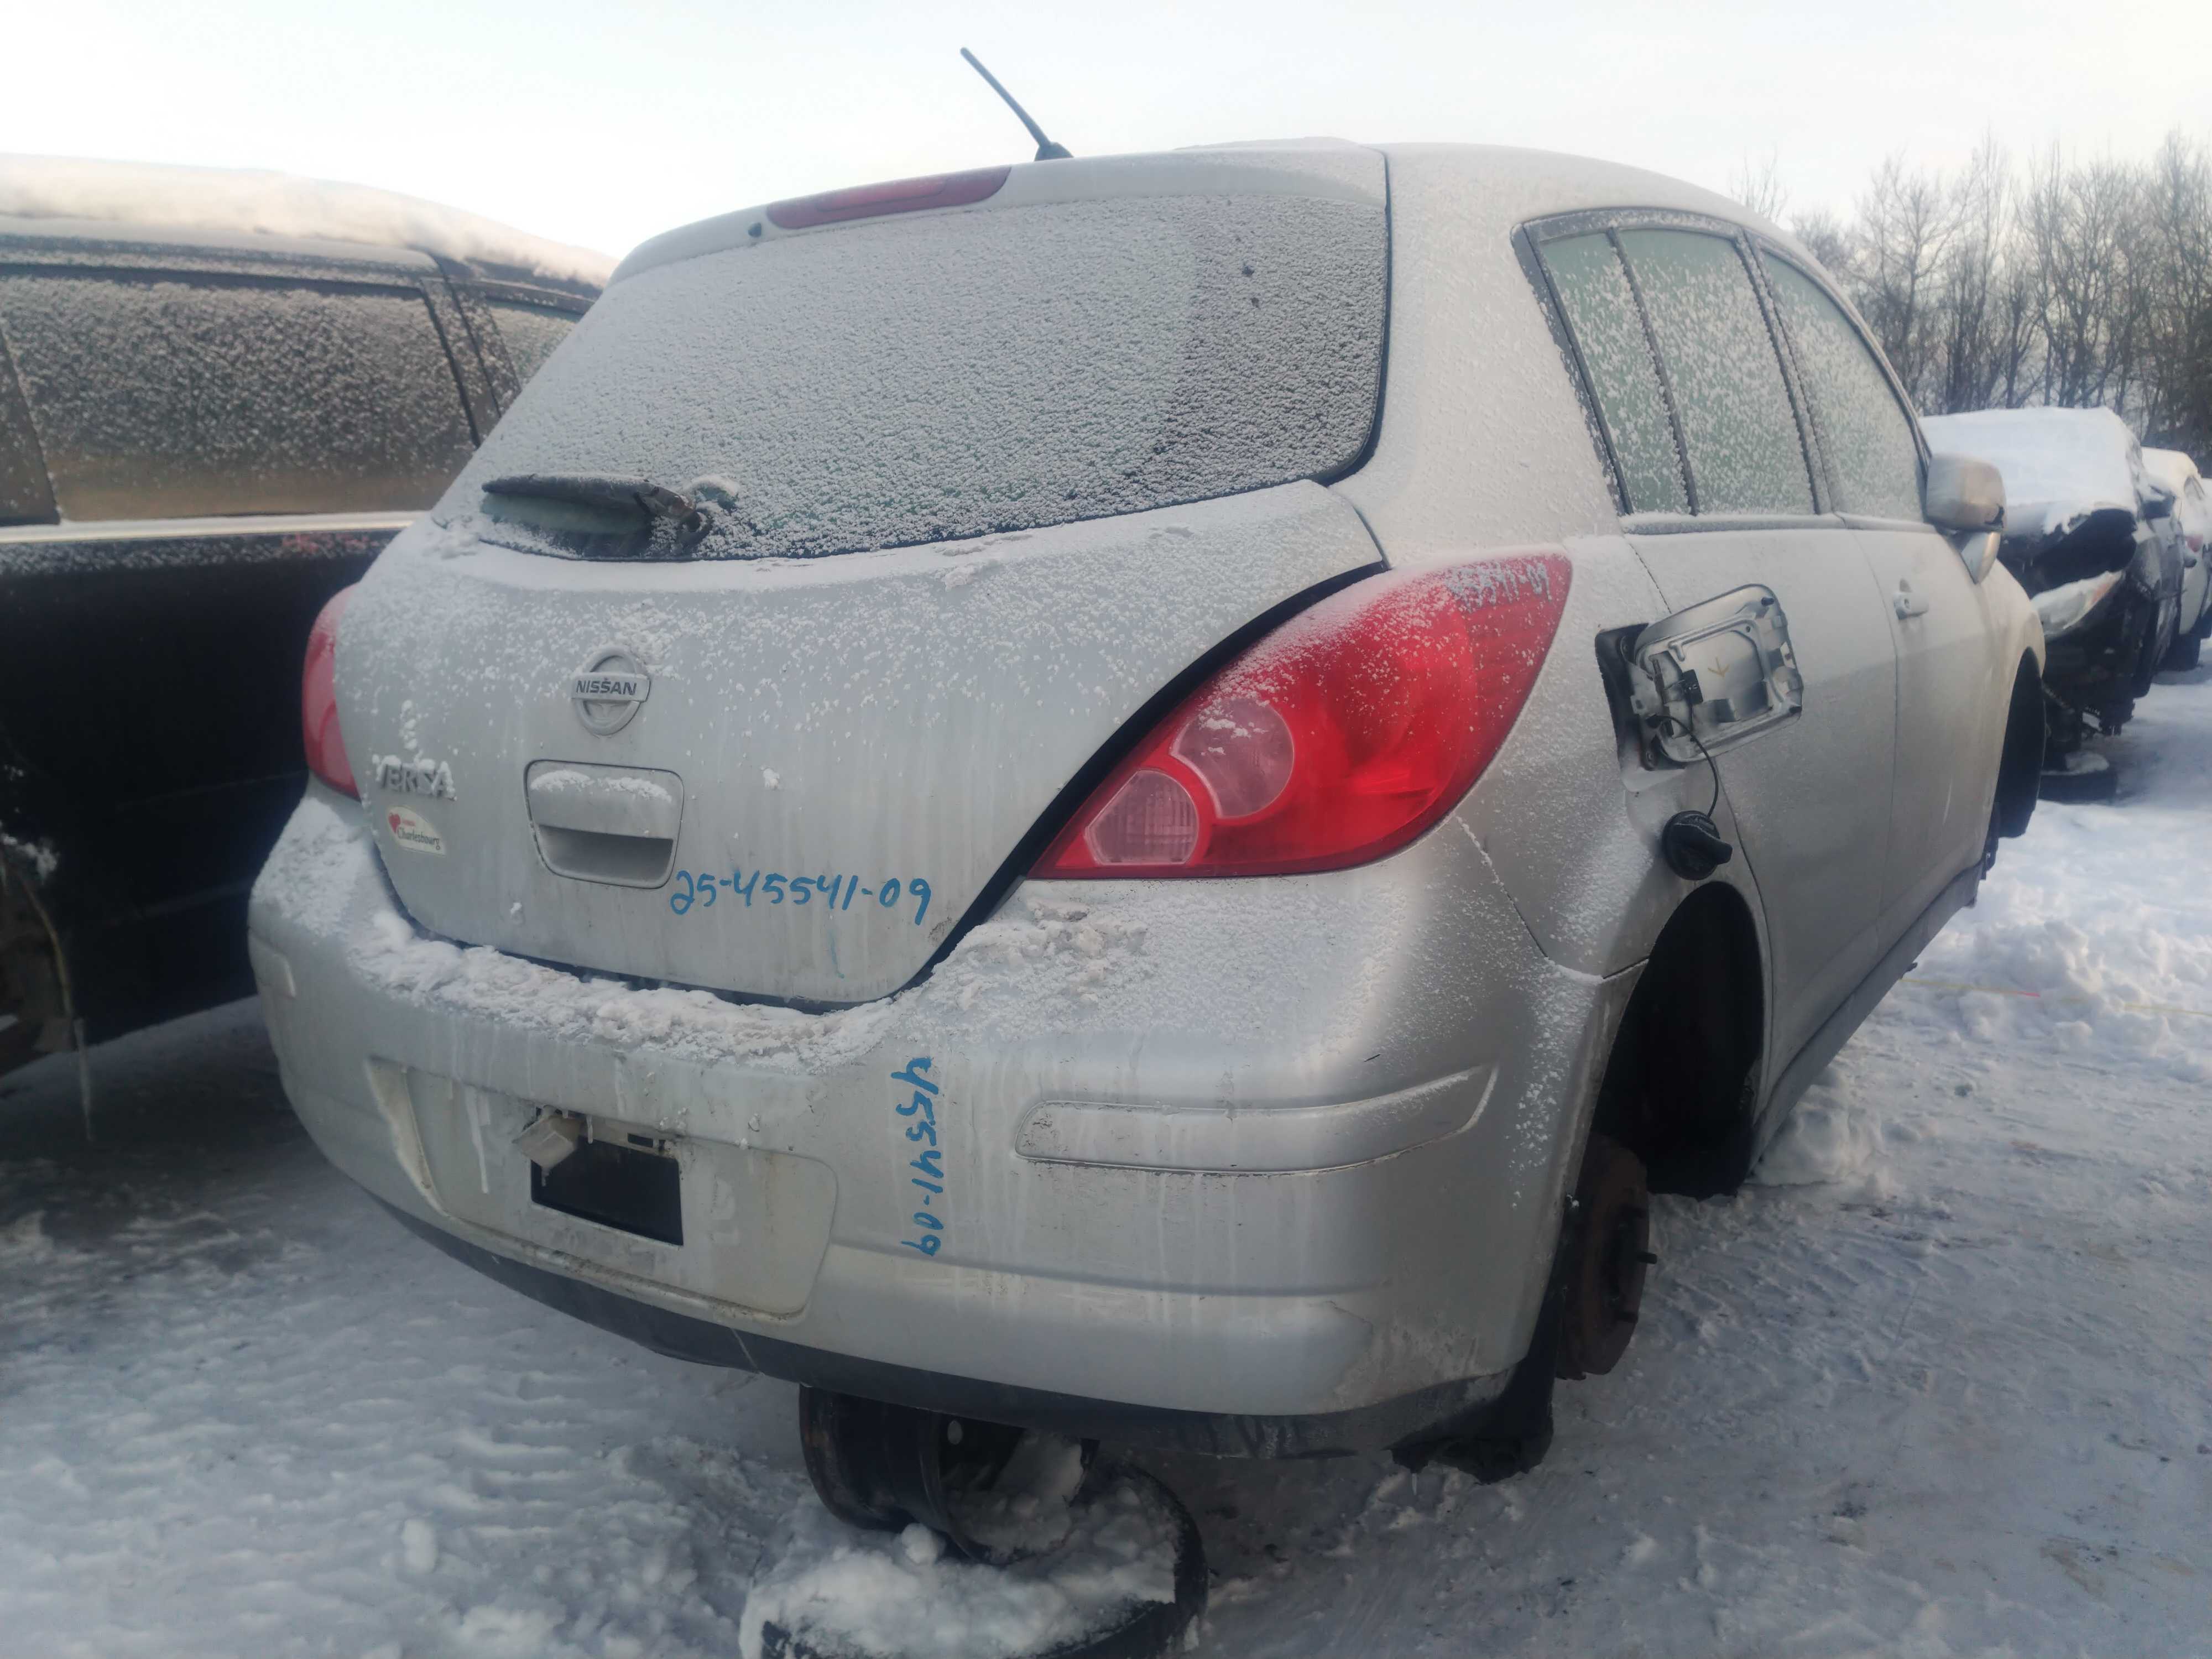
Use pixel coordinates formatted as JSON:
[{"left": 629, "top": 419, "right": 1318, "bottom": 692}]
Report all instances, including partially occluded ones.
[
  {"left": 763, "top": 1464, "right": 1208, "bottom": 1659},
  {"left": 2166, "top": 629, "right": 2203, "bottom": 671},
  {"left": 1987, "top": 665, "right": 2044, "bottom": 869},
  {"left": 1996, "top": 666, "right": 2043, "bottom": 840},
  {"left": 2128, "top": 602, "right": 2170, "bottom": 699}
]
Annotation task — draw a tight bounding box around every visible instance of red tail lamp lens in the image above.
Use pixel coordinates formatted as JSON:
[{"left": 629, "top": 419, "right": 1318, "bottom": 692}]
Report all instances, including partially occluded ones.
[
  {"left": 765, "top": 166, "right": 1012, "bottom": 231},
  {"left": 1036, "top": 552, "right": 1573, "bottom": 879},
  {"left": 302, "top": 585, "right": 358, "bottom": 799}
]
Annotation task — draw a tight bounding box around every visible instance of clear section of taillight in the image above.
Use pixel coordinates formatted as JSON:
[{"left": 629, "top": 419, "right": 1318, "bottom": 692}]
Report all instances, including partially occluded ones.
[
  {"left": 1085, "top": 769, "right": 1202, "bottom": 865},
  {"left": 1035, "top": 552, "right": 1572, "bottom": 879},
  {"left": 301, "top": 586, "right": 358, "bottom": 799}
]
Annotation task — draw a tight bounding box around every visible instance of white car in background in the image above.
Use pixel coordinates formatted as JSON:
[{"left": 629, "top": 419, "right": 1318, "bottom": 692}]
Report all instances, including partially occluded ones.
[
  {"left": 249, "top": 142, "right": 2044, "bottom": 1552},
  {"left": 2143, "top": 446, "right": 2211, "bottom": 669}
]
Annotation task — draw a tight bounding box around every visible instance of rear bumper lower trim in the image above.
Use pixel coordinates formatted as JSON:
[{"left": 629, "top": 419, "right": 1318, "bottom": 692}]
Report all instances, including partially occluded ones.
[{"left": 383, "top": 1199, "right": 1511, "bottom": 1458}]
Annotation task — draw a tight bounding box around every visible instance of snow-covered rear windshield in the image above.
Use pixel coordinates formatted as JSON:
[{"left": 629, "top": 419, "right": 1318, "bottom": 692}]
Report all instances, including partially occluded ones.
[{"left": 446, "top": 191, "right": 1387, "bottom": 559}]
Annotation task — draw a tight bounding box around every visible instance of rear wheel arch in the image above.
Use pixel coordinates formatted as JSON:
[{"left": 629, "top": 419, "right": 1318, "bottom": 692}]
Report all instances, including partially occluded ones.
[{"left": 1588, "top": 881, "right": 1765, "bottom": 1198}]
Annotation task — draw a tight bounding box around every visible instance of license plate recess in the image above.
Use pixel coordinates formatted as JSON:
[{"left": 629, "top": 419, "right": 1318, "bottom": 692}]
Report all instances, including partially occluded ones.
[{"left": 530, "top": 1136, "right": 685, "bottom": 1245}]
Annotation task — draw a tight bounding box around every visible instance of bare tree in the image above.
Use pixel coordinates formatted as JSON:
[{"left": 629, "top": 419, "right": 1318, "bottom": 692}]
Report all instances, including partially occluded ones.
[
  {"left": 2135, "top": 133, "right": 2212, "bottom": 455},
  {"left": 1726, "top": 137, "right": 2210, "bottom": 455},
  {"left": 1788, "top": 207, "right": 1855, "bottom": 281},
  {"left": 1730, "top": 149, "right": 1788, "bottom": 224},
  {"left": 1929, "top": 135, "right": 2015, "bottom": 414},
  {"left": 1855, "top": 155, "right": 1955, "bottom": 403},
  {"left": 2020, "top": 148, "right": 2143, "bottom": 410}
]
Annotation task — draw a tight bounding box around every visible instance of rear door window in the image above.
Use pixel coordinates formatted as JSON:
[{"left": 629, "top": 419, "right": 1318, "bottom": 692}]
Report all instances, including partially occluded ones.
[
  {"left": 1538, "top": 232, "right": 1688, "bottom": 513},
  {"left": 1615, "top": 229, "right": 1814, "bottom": 515},
  {"left": 0, "top": 272, "right": 477, "bottom": 520},
  {"left": 1761, "top": 255, "right": 1922, "bottom": 520},
  {"left": 0, "top": 336, "right": 54, "bottom": 526},
  {"left": 487, "top": 300, "right": 577, "bottom": 384}
]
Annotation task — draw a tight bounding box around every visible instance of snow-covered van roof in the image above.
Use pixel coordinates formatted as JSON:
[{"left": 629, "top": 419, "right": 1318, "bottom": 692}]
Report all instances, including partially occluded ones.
[
  {"left": 0, "top": 155, "right": 615, "bottom": 290},
  {"left": 1921, "top": 407, "right": 2145, "bottom": 517}
]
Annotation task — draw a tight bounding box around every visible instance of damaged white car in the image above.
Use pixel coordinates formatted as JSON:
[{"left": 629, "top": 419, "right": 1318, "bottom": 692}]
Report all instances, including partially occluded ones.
[{"left": 251, "top": 142, "right": 2044, "bottom": 1552}]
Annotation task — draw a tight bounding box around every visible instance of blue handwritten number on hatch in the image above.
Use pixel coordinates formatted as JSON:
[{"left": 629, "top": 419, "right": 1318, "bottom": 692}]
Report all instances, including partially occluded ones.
[
  {"left": 671, "top": 866, "right": 932, "bottom": 925},
  {"left": 893, "top": 1057, "right": 947, "bottom": 1256}
]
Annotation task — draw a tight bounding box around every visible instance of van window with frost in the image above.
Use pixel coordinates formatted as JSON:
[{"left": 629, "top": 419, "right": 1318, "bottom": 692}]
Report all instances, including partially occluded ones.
[
  {"left": 488, "top": 300, "right": 576, "bottom": 385},
  {"left": 1539, "top": 232, "right": 1688, "bottom": 514},
  {"left": 0, "top": 273, "right": 477, "bottom": 519},
  {"left": 0, "top": 342, "right": 51, "bottom": 525},
  {"left": 1616, "top": 230, "right": 1814, "bottom": 515},
  {"left": 1761, "top": 255, "right": 1922, "bottom": 520}
]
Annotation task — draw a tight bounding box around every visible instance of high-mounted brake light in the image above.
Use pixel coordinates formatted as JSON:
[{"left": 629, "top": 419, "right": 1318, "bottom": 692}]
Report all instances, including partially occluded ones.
[
  {"left": 765, "top": 166, "right": 1013, "bottom": 231},
  {"left": 302, "top": 586, "right": 358, "bottom": 799},
  {"left": 1036, "top": 552, "right": 1573, "bottom": 879}
]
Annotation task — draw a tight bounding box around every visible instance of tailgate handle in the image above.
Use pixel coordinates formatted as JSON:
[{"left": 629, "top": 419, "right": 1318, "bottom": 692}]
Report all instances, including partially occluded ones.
[{"left": 525, "top": 761, "right": 684, "bottom": 888}]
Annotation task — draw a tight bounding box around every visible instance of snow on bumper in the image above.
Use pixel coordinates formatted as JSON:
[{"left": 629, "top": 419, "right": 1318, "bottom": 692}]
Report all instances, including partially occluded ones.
[{"left": 247, "top": 784, "right": 1629, "bottom": 1424}]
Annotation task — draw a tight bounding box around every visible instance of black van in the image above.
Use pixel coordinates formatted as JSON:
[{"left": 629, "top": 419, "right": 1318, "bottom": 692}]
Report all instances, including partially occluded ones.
[{"left": 1, "top": 210, "right": 598, "bottom": 1078}]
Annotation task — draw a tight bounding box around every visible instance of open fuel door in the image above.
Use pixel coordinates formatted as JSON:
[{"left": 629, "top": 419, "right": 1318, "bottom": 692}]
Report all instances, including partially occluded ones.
[{"left": 1625, "top": 586, "right": 1804, "bottom": 769}]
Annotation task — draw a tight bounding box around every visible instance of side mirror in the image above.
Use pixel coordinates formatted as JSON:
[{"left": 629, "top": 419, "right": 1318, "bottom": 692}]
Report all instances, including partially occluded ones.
[
  {"left": 1925, "top": 453, "right": 2005, "bottom": 534},
  {"left": 2141, "top": 486, "right": 2176, "bottom": 521},
  {"left": 1925, "top": 453, "right": 2006, "bottom": 582}
]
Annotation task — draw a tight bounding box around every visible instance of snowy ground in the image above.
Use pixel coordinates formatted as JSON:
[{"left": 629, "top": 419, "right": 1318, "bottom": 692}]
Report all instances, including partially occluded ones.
[{"left": 3, "top": 671, "right": 2208, "bottom": 1659}]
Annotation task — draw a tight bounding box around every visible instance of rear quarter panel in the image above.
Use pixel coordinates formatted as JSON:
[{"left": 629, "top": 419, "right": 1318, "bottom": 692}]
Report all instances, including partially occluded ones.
[{"left": 1335, "top": 146, "right": 1773, "bottom": 982}]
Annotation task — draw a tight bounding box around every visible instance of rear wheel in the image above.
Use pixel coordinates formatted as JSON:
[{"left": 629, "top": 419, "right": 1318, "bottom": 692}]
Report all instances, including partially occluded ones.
[
  {"left": 2166, "top": 629, "right": 2203, "bottom": 671},
  {"left": 1554, "top": 1133, "right": 1656, "bottom": 1380},
  {"left": 789, "top": 1390, "right": 1208, "bottom": 1659},
  {"left": 798, "top": 1388, "right": 1027, "bottom": 1554}
]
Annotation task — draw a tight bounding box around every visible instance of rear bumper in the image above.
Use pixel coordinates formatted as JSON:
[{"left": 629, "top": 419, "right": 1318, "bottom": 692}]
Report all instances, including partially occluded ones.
[{"left": 249, "top": 784, "right": 1633, "bottom": 1448}]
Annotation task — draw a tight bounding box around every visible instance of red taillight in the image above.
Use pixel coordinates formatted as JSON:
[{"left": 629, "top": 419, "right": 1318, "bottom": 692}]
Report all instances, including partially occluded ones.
[
  {"left": 302, "top": 586, "right": 358, "bottom": 799},
  {"left": 1036, "top": 552, "right": 1573, "bottom": 879},
  {"left": 765, "top": 166, "right": 1012, "bottom": 231}
]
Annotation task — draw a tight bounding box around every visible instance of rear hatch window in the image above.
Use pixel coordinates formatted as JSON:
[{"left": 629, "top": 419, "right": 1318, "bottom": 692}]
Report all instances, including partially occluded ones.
[{"left": 447, "top": 161, "right": 1387, "bottom": 560}]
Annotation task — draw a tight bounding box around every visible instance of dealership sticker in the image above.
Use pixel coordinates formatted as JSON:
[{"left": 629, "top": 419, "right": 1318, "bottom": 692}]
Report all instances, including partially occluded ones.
[{"left": 386, "top": 806, "right": 447, "bottom": 855}]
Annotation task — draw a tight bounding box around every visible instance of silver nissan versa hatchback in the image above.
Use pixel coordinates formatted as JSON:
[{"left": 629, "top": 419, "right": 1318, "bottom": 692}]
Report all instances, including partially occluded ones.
[{"left": 251, "top": 143, "right": 2046, "bottom": 1515}]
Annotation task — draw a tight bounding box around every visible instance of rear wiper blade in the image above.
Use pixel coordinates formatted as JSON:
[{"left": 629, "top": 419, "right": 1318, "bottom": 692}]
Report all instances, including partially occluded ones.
[{"left": 483, "top": 473, "right": 697, "bottom": 523}]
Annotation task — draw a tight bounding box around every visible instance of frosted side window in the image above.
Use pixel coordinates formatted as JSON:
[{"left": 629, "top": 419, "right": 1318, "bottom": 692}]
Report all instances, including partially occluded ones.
[
  {"left": 1619, "top": 231, "right": 1813, "bottom": 515},
  {"left": 1540, "top": 233, "right": 1688, "bottom": 514},
  {"left": 488, "top": 301, "right": 576, "bottom": 385},
  {"left": 1762, "top": 256, "right": 1922, "bottom": 520},
  {"left": 0, "top": 337, "right": 54, "bottom": 526},
  {"left": 0, "top": 273, "right": 477, "bottom": 520}
]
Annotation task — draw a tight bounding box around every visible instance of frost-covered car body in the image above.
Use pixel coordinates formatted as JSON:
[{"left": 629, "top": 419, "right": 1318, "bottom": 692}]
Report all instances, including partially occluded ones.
[
  {"left": 0, "top": 159, "right": 603, "bottom": 1075},
  {"left": 2142, "top": 446, "right": 2211, "bottom": 669},
  {"left": 1923, "top": 408, "right": 2180, "bottom": 731},
  {"left": 251, "top": 144, "right": 2043, "bottom": 1458}
]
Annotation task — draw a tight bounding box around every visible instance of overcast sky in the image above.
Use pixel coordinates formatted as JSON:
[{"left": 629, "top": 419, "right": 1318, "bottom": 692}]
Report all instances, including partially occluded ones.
[{"left": 7, "top": 0, "right": 2206, "bottom": 259}]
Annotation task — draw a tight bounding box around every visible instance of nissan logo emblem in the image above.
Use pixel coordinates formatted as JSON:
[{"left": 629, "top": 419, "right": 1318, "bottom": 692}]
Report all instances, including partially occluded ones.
[{"left": 571, "top": 648, "right": 651, "bottom": 735}]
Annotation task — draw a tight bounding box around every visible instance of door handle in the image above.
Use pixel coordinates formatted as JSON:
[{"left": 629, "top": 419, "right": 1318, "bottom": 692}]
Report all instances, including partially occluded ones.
[{"left": 1893, "top": 582, "right": 1929, "bottom": 620}]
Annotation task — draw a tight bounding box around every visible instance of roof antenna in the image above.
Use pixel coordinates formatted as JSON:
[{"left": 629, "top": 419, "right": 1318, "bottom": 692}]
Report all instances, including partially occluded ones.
[{"left": 961, "top": 48, "right": 1072, "bottom": 161}]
